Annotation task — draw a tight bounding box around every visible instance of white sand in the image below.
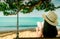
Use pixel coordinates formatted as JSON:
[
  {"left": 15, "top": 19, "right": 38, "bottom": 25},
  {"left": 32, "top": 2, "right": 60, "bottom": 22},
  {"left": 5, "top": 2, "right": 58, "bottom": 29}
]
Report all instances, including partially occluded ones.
[{"left": 0, "top": 31, "right": 60, "bottom": 39}]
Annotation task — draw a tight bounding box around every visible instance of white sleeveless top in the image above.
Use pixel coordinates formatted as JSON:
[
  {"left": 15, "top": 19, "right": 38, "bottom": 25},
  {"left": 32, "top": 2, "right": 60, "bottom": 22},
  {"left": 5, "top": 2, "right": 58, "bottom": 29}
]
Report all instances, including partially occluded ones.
[{"left": 37, "top": 22, "right": 44, "bottom": 30}]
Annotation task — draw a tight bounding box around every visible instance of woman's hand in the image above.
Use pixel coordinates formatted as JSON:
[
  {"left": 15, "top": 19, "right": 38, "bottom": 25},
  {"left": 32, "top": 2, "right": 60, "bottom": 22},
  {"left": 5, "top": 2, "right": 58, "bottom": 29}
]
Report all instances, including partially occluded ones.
[{"left": 36, "top": 27, "right": 43, "bottom": 37}]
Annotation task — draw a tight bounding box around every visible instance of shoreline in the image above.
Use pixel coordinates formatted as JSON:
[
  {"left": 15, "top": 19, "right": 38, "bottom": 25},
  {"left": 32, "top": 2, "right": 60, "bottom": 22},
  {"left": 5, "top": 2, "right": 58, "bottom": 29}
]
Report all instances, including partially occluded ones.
[{"left": 0, "top": 28, "right": 60, "bottom": 37}]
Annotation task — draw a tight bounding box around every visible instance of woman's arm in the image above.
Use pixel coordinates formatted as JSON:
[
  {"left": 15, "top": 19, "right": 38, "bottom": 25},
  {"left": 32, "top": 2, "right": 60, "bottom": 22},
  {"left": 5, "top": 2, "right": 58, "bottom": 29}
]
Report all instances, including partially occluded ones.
[{"left": 36, "top": 22, "right": 44, "bottom": 37}]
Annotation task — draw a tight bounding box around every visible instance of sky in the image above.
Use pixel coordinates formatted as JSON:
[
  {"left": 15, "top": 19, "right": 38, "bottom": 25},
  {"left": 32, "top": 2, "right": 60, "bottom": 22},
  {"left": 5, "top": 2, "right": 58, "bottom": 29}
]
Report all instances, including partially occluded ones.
[{"left": 0, "top": 0, "right": 60, "bottom": 17}]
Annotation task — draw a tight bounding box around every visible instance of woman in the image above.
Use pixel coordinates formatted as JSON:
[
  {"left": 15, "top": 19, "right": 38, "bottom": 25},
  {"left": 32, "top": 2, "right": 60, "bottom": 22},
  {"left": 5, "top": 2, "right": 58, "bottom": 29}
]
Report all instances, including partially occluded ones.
[{"left": 36, "top": 11, "right": 58, "bottom": 38}]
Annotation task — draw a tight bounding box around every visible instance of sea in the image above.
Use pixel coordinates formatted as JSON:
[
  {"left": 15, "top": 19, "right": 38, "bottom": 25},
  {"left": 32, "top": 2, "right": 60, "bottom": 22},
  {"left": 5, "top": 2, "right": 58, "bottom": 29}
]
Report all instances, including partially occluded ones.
[{"left": 0, "top": 17, "right": 60, "bottom": 31}]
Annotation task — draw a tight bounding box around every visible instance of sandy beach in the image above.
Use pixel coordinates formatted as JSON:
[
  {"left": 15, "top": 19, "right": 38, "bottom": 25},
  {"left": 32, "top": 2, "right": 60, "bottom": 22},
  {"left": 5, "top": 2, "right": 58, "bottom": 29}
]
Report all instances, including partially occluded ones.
[{"left": 0, "top": 29, "right": 60, "bottom": 39}]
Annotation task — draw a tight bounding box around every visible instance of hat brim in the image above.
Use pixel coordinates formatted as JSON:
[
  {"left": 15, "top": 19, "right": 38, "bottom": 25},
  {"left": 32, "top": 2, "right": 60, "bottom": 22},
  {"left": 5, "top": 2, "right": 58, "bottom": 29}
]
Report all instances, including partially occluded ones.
[{"left": 42, "top": 14, "right": 58, "bottom": 26}]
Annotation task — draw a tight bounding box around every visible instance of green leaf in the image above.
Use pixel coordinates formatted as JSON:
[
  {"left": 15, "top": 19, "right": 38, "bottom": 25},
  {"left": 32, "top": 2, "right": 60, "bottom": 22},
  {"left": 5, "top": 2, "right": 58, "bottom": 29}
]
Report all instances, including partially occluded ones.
[
  {"left": 3, "top": 10, "right": 16, "bottom": 15},
  {"left": 0, "top": 2, "right": 9, "bottom": 11},
  {"left": 39, "top": 3, "right": 46, "bottom": 10},
  {"left": 21, "top": 7, "right": 29, "bottom": 13},
  {"left": 26, "top": 1, "right": 32, "bottom": 6},
  {"left": 45, "top": 8, "right": 49, "bottom": 12},
  {"left": 36, "top": 5, "right": 40, "bottom": 11}
]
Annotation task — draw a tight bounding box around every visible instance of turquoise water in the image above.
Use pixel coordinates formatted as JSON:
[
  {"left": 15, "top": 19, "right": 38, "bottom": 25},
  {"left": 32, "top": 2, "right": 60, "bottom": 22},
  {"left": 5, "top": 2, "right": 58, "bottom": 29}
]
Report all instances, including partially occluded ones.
[
  {"left": 0, "top": 17, "right": 60, "bottom": 31},
  {"left": 0, "top": 17, "right": 43, "bottom": 26}
]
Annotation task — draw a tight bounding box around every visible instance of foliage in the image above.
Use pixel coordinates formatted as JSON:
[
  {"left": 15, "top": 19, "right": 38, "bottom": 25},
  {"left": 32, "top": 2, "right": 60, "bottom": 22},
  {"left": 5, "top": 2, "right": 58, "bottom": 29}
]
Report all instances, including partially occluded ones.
[
  {"left": 0, "top": 2, "right": 9, "bottom": 11},
  {"left": 6, "top": 0, "right": 17, "bottom": 9},
  {"left": 0, "top": 0, "right": 60, "bottom": 15},
  {"left": 3, "top": 10, "right": 16, "bottom": 16}
]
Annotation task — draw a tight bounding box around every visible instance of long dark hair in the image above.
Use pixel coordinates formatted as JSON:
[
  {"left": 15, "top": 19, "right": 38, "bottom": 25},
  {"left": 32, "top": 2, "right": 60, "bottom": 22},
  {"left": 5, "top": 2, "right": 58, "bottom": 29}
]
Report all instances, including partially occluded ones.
[{"left": 43, "top": 20, "right": 58, "bottom": 38}]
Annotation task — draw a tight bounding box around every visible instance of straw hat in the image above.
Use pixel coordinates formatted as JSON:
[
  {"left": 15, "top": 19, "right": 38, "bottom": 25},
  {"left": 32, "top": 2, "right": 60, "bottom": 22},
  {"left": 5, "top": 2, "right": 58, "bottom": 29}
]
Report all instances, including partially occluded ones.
[{"left": 42, "top": 11, "right": 58, "bottom": 26}]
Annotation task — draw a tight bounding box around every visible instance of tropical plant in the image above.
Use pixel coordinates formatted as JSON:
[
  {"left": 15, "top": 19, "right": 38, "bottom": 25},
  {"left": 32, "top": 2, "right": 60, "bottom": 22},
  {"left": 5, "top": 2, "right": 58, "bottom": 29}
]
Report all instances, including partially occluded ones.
[
  {"left": 0, "top": 0, "right": 60, "bottom": 16},
  {"left": 0, "top": 2, "right": 9, "bottom": 11}
]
